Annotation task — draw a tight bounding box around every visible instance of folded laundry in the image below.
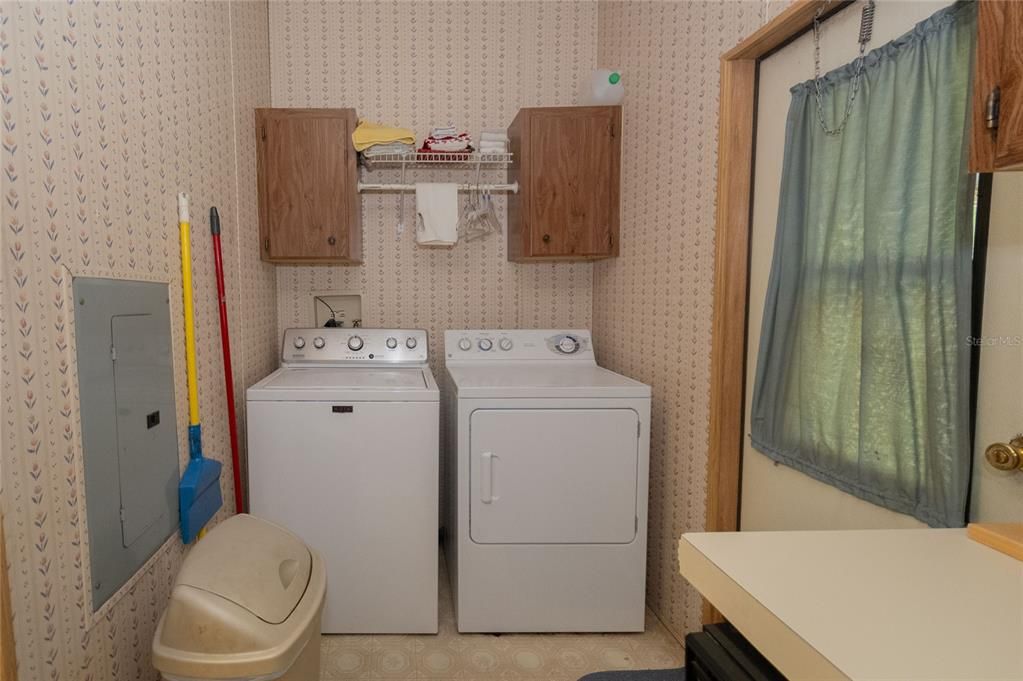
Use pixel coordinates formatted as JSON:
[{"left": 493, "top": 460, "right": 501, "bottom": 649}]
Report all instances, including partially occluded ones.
[
  {"left": 430, "top": 126, "right": 459, "bottom": 138},
  {"left": 420, "top": 130, "right": 473, "bottom": 153},
  {"left": 477, "top": 129, "right": 509, "bottom": 154},
  {"left": 480, "top": 130, "right": 510, "bottom": 144},
  {"left": 421, "top": 140, "right": 472, "bottom": 153},
  {"left": 363, "top": 141, "right": 415, "bottom": 157},
  {"left": 352, "top": 120, "right": 416, "bottom": 152},
  {"left": 478, "top": 138, "right": 509, "bottom": 154}
]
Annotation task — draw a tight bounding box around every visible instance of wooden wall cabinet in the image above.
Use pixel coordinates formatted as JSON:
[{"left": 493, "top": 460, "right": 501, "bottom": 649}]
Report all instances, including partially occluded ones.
[
  {"left": 255, "top": 108, "right": 362, "bottom": 263},
  {"left": 970, "top": 1, "right": 1023, "bottom": 172},
  {"left": 507, "top": 106, "right": 621, "bottom": 261}
]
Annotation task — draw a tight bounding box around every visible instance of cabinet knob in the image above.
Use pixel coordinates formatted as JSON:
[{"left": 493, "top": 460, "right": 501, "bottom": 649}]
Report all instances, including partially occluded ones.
[
  {"left": 327, "top": 235, "right": 337, "bottom": 246},
  {"left": 542, "top": 234, "right": 551, "bottom": 243}
]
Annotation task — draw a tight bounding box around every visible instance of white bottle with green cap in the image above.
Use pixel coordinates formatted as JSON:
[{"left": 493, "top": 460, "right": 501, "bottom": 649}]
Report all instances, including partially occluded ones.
[{"left": 582, "top": 68, "right": 625, "bottom": 105}]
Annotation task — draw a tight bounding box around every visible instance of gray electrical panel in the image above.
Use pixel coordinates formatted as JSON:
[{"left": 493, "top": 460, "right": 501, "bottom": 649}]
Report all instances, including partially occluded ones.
[{"left": 74, "top": 277, "right": 180, "bottom": 610}]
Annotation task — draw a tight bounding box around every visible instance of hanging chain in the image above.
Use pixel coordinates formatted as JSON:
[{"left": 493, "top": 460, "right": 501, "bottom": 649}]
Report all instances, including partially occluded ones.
[{"left": 813, "top": 0, "right": 876, "bottom": 136}]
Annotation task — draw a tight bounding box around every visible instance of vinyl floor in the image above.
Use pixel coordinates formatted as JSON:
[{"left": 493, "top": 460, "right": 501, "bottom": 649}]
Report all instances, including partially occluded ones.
[{"left": 319, "top": 555, "right": 684, "bottom": 681}]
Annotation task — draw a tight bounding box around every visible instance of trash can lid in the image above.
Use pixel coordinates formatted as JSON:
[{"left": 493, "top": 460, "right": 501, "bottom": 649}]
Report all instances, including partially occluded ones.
[{"left": 176, "top": 514, "right": 312, "bottom": 625}]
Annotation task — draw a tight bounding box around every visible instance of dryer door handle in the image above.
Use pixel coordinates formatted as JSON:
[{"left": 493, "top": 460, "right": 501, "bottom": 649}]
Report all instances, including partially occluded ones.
[{"left": 480, "top": 451, "right": 495, "bottom": 504}]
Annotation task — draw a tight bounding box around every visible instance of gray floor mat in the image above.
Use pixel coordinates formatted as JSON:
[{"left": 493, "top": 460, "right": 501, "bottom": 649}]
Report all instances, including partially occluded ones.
[{"left": 578, "top": 668, "right": 686, "bottom": 681}]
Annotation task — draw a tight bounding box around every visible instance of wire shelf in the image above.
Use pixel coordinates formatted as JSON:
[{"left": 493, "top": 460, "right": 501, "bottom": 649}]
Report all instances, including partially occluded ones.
[
  {"left": 360, "top": 151, "right": 513, "bottom": 167},
  {"left": 358, "top": 181, "right": 518, "bottom": 193}
]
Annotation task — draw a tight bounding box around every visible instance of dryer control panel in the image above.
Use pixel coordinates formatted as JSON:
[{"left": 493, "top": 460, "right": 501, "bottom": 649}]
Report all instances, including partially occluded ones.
[
  {"left": 445, "top": 329, "right": 594, "bottom": 361},
  {"left": 282, "top": 328, "right": 428, "bottom": 365}
]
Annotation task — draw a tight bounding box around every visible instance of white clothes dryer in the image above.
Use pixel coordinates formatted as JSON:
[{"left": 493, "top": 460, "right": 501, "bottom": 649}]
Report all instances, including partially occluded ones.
[{"left": 443, "top": 329, "right": 651, "bottom": 632}]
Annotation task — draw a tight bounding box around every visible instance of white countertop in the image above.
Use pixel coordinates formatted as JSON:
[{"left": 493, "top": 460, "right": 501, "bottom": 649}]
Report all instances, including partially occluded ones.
[{"left": 678, "top": 529, "right": 1023, "bottom": 681}]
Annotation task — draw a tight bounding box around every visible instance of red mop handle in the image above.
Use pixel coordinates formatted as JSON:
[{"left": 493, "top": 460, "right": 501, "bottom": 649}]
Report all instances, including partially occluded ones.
[{"left": 210, "top": 208, "right": 245, "bottom": 513}]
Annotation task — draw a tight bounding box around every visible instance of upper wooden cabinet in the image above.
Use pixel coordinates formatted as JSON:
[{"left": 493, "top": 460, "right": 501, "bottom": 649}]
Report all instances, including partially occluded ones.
[
  {"left": 970, "top": 1, "right": 1023, "bottom": 172},
  {"left": 255, "top": 108, "right": 362, "bottom": 263},
  {"left": 507, "top": 106, "right": 621, "bottom": 261}
]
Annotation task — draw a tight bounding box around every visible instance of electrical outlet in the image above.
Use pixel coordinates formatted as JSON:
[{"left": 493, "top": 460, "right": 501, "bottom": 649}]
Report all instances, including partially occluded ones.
[{"left": 311, "top": 291, "right": 362, "bottom": 328}]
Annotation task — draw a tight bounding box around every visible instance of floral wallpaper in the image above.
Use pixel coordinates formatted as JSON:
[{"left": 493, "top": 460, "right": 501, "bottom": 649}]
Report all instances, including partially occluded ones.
[
  {"left": 0, "top": 1, "right": 273, "bottom": 678},
  {"left": 267, "top": 0, "right": 599, "bottom": 544},
  {"left": 0, "top": 1, "right": 791, "bottom": 677},
  {"left": 269, "top": 0, "right": 598, "bottom": 361},
  {"left": 593, "top": 0, "right": 766, "bottom": 642},
  {"left": 266, "top": 0, "right": 777, "bottom": 648}
]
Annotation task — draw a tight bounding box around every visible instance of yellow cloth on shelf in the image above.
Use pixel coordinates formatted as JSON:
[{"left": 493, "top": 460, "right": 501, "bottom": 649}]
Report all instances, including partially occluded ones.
[{"left": 351, "top": 119, "right": 416, "bottom": 152}]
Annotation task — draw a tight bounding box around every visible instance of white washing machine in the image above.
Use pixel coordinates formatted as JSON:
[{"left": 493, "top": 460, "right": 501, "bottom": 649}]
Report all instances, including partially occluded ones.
[
  {"left": 443, "top": 329, "right": 651, "bottom": 632},
  {"left": 247, "top": 328, "right": 439, "bottom": 634}
]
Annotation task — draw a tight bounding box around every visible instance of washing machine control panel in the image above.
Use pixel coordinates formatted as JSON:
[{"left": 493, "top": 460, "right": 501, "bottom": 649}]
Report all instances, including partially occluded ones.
[
  {"left": 283, "top": 328, "right": 428, "bottom": 365},
  {"left": 445, "top": 330, "right": 593, "bottom": 361}
]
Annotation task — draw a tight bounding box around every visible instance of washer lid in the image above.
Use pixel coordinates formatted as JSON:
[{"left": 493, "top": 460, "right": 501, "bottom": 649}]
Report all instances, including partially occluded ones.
[
  {"left": 247, "top": 367, "right": 439, "bottom": 402},
  {"left": 174, "top": 514, "right": 311, "bottom": 625},
  {"left": 446, "top": 363, "right": 651, "bottom": 399},
  {"left": 263, "top": 367, "right": 428, "bottom": 390}
]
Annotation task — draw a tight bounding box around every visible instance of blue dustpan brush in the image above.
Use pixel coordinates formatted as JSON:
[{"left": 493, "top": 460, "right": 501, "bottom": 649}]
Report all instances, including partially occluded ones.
[
  {"left": 176, "top": 194, "right": 223, "bottom": 543},
  {"left": 180, "top": 425, "right": 223, "bottom": 544}
]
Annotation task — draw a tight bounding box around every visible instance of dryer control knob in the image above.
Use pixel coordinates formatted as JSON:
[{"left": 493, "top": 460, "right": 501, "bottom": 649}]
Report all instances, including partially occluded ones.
[
  {"left": 347, "top": 336, "right": 364, "bottom": 351},
  {"left": 557, "top": 336, "right": 579, "bottom": 354},
  {"left": 478, "top": 338, "right": 493, "bottom": 352},
  {"left": 499, "top": 338, "right": 513, "bottom": 351},
  {"left": 386, "top": 337, "right": 398, "bottom": 349},
  {"left": 406, "top": 336, "right": 418, "bottom": 349},
  {"left": 458, "top": 338, "right": 472, "bottom": 351},
  {"left": 293, "top": 336, "right": 306, "bottom": 349},
  {"left": 313, "top": 337, "right": 326, "bottom": 349}
]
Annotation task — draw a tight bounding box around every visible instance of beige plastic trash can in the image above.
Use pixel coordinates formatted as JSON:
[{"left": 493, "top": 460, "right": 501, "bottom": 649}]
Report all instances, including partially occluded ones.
[{"left": 153, "top": 514, "right": 326, "bottom": 681}]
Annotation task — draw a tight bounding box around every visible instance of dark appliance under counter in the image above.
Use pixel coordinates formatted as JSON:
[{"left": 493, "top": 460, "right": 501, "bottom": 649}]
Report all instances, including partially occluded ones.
[{"left": 685, "top": 623, "right": 786, "bottom": 681}]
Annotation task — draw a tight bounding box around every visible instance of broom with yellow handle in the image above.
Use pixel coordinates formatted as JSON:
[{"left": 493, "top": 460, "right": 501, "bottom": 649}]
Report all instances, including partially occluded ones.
[{"left": 177, "top": 193, "right": 223, "bottom": 543}]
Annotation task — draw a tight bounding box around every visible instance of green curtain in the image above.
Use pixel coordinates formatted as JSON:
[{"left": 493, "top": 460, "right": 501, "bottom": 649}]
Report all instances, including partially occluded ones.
[{"left": 750, "top": 2, "right": 977, "bottom": 528}]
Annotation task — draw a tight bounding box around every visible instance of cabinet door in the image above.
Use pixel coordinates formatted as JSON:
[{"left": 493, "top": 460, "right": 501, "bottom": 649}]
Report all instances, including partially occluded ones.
[
  {"left": 530, "top": 107, "right": 620, "bottom": 257},
  {"left": 993, "top": 1, "right": 1023, "bottom": 169},
  {"left": 257, "top": 109, "right": 360, "bottom": 261},
  {"left": 971, "top": 1, "right": 1023, "bottom": 172}
]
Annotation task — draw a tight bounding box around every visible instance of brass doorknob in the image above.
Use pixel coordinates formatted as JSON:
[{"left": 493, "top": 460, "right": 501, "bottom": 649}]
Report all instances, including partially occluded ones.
[{"left": 985, "top": 435, "right": 1023, "bottom": 472}]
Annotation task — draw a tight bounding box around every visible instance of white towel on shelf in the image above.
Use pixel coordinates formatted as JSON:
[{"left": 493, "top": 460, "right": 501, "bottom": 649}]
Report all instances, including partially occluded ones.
[
  {"left": 363, "top": 141, "right": 415, "bottom": 157},
  {"left": 480, "top": 130, "right": 510, "bottom": 143},
  {"left": 415, "top": 183, "right": 459, "bottom": 246}
]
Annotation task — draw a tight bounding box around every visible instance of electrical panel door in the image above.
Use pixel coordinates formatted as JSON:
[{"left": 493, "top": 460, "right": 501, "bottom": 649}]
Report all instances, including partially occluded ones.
[{"left": 75, "top": 278, "right": 180, "bottom": 610}]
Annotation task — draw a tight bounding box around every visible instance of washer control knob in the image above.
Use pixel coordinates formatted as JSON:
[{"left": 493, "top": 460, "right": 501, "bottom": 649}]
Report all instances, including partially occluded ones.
[
  {"left": 458, "top": 338, "right": 472, "bottom": 351},
  {"left": 478, "top": 338, "right": 493, "bottom": 352},
  {"left": 406, "top": 336, "right": 418, "bottom": 350},
  {"left": 347, "top": 335, "right": 364, "bottom": 351},
  {"left": 293, "top": 336, "right": 306, "bottom": 349},
  {"left": 386, "top": 337, "right": 398, "bottom": 349},
  {"left": 313, "top": 337, "right": 326, "bottom": 349},
  {"left": 499, "top": 338, "right": 513, "bottom": 351},
  {"left": 557, "top": 336, "right": 579, "bottom": 354}
]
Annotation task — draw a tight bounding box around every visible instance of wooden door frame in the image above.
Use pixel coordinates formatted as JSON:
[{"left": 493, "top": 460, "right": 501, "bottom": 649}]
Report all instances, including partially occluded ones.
[
  {"left": 1, "top": 516, "right": 16, "bottom": 680},
  {"left": 703, "top": 0, "right": 848, "bottom": 621}
]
